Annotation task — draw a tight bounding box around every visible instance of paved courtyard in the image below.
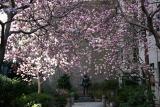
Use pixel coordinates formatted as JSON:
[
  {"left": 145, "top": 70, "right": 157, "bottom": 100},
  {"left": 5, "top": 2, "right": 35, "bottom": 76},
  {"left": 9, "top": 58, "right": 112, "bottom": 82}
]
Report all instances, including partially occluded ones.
[{"left": 72, "top": 102, "right": 103, "bottom": 107}]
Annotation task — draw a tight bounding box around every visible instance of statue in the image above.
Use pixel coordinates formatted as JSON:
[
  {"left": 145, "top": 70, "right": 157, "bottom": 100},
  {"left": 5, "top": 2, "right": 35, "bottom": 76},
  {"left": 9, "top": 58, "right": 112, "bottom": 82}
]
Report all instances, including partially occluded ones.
[{"left": 81, "top": 74, "right": 91, "bottom": 96}]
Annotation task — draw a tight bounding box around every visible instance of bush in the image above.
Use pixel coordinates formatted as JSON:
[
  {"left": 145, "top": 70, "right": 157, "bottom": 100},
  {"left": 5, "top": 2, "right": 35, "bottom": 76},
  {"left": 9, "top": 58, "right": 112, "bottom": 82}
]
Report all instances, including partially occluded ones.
[
  {"left": 57, "top": 74, "right": 72, "bottom": 91},
  {"left": 117, "top": 85, "right": 154, "bottom": 107},
  {"left": 89, "top": 83, "right": 103, "bottom": 98},
  {"left": 0, "top": 74, "right": 36, "bottom": 107},
  {"left": 15, "top": 93, "right": 53, "bottom": 107},
  {"left": 102, "top": 79, "right": 119, "bottom": 90},
  {"left": 53, "top": 95, "right": 67, "bottom": 107},
  {"left": 89, "top": 79, "right": 119, "bottom": 99},
  {"left": 117, "top": 75, "right": 154, "bottom": 107},
  {"left": 15, "top": 92, "right": 67, "bottom": 107},
  {"left": 0, "top": 74, "right": 68, "bottom": 107},
  {"left": 14, "top": 94, "right": 33, "bottom": 107}
]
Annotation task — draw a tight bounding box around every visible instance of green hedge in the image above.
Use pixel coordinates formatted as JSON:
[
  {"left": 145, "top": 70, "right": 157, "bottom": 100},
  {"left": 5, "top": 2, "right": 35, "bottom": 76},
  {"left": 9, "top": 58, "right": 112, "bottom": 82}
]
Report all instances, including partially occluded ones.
[
  {"left": 57, "top": 74, "right": 72, "bottom": 91},
  {"left": 0, "top": 74, "right": 36, "bottom": 107},
  {"left": 117, "top": 85, "right": 154, "bottom": 107},
  {"left": 0, "top": 74, "right": 68, "bottom": 107},
  {"left": 89, "top": 79, "right": 119, "bottom": 99},
  {"left": 15, "top": 93, "right": 53, "bottom": 107}
]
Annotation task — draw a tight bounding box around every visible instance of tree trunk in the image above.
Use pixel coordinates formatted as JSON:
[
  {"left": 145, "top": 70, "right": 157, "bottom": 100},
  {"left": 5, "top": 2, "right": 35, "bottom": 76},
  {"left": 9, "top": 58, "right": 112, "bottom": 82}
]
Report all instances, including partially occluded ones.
[
  {"left": 37, "top": 72, "right": 41, "bottom": 94},
  {"left": 0, "top": 35, "right": 9, "bottom": 73},
  {"left": 0, "top": 46, "right": 5, "bottom": 72},
  {"left": 0, "top": 14, "right": 12, "bottom": 73}
]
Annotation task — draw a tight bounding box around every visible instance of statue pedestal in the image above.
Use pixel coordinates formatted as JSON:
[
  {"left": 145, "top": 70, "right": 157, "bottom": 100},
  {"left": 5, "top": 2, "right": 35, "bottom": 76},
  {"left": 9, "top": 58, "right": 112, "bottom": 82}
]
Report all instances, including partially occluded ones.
[{"left": 76, "top": 96, "right": 94, "bottom": 102}]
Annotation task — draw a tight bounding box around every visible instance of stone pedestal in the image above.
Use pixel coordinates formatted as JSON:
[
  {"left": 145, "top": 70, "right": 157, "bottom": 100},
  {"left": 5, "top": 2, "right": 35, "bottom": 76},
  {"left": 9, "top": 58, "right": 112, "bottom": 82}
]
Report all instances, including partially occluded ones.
[
  {"left": 77, "top": 96, "right": 94, "bottom": 102},
  {"left": 102, "top": 95, "right": 106, "bottom": 107},
  {"left": 66, "top": 97, "right": 72, "bottom": 107}
]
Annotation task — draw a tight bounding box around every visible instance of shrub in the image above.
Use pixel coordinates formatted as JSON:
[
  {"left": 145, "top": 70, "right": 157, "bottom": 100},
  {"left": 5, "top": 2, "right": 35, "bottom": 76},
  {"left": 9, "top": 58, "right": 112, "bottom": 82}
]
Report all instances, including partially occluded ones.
[
  {"left": 0, "top": 74, "right": 36, "bottom": 107},
  {"left": 89, "top": 79, "right": 119, "bottom": 99},
  {"left": 117, "top": 85, "right": 154, "bottom": 107},
  {"left": 14, "top": 94, "right": 33, "bottom": 107},
  {"left": 89, "top": 82, "right": 103, "bottom": 98},
  {"left": 57, "top": 74, "right": 72, "bottom": 91},
  {"left": 53, "top": 95, "right": 67, "bottom": 107},
  {"left": 117, "top": 76, "right": 154, "bottom": 107},
  {"left": 15, "top": 93, "right": 53, "bottom": 107},
  {"left": 102, "top": 79, "right": 119, "bottom": 90}
]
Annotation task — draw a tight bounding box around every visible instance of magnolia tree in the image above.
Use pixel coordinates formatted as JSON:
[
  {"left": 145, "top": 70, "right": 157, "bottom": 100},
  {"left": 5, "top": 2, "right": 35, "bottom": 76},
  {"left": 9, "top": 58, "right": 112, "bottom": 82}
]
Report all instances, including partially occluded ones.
[
  {"left": 60, "top": 0, "right": 159, "bottom": 78},
  {"left": 6, "top": 1, "right": 145, "bottom": 83},
  {"left": 53, "top": 1, "right": 144, "bottom": 80},
  {"left": 0, "top": 0, "right": 81, "bottom": 93},
  {"left": 0, "top": 0, "right": 80, "bottom": 68},
  {"left": 117, "top": 0, "right": 160, "bottom": 49},
  {"left": 117, "top": 0, "right": 160, "bottom": 82},
  {"left": 116, "top": 0, "right": 160, "bottom": 104},
  {"left": 2, "top": 0, "right": 156, "bottom": 94}
]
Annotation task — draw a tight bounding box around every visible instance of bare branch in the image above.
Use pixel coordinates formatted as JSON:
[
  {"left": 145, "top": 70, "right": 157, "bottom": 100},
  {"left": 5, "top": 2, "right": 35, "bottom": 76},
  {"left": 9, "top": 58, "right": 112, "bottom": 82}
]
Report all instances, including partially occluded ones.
[
  {"left": 53, "top": 2, "right": 82, "bottom": 18},
  {"left": 16, "top": 5, "right": 30, "bottom": 10},
  {"left": 116, "top": 0, "right": 149, "bottom": 30},
  {"left": 150, "top": 7, "right": 160, "bottom": 18},
  {"left": 141, "top": 0, "right": 150, "bottom": 17},
  {"left": 9, "top": 24, "right": 49, "bottom": 35},
  {"left": 127, "top": 21, "right": 149, "bottom": 31},
  {"left": 10, "top": 0, "right": 15, "bottom": 8},
  {"left": 5, "top": 17, "right": 44, "bottom": 24},
  {"left": 6, "top": 2, "right": 82, "bottom": 37},
  {"left": 0, "top": 3, "right": 8, "bottom": 9},
  {"left": 150, "top": 2, "right": 160, "bottom": 4},
  {"left": 30, "top": 0, "right": 33, "bottom": 3}
]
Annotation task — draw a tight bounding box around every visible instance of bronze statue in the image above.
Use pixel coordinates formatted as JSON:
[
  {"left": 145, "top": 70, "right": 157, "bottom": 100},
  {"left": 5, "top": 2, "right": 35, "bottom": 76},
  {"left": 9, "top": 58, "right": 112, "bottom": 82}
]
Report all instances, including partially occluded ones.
[{"left": 81, "top": 74, "right": 91, "bottom": 96}]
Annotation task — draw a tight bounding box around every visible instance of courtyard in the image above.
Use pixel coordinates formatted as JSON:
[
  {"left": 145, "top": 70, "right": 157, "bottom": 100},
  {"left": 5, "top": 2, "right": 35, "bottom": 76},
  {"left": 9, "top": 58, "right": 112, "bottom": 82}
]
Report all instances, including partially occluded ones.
[{"left": 0, "top": 0, "right": 160, "bottom": 107}]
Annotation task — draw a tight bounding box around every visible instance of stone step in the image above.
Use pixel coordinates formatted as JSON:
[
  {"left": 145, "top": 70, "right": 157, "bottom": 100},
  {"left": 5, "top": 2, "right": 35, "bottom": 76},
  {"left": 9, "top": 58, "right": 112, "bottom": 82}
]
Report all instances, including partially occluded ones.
[
  {"left": 75, "top": 96, "right": 95, "bottom": 102},
  {"left": 72, "top": 102, "right": 103, "bottom": 107}
]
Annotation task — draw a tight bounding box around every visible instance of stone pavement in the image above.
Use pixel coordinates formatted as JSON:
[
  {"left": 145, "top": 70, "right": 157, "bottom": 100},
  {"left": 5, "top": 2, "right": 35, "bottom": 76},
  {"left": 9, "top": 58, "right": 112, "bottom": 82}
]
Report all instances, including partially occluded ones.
[{"left": 72, "top": 102, "right": 103, "bottom": 107}]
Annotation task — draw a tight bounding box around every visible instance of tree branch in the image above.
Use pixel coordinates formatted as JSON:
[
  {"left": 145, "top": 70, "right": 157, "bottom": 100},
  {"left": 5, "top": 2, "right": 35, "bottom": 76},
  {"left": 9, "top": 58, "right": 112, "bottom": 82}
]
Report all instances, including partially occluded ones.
[
  {"left": 53, "top": 2, "right": 82, "bottom": 19},
  {"left": 10, "top": 0, "right": 15, "bottom": 8},
  {"left": 9, "top": 24, "right": 49, "bottom": 35},
  {"left": 127, "top": 21, "right": 149, "bottom": 31},
  {"left": 141, "top": 0, "right": 150, "bottom": 17},
  {"left": 150, "top": 7, "right": 160, "bottom": 18},
  {"left": 0, "top": 3, "right": 8, "bottom": 9},
  {"left": 116, "top": 0, "right": 149, "bottom": 30},
  {"left": 30, "top": 0, "right": 33, "bottom": 3}
]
